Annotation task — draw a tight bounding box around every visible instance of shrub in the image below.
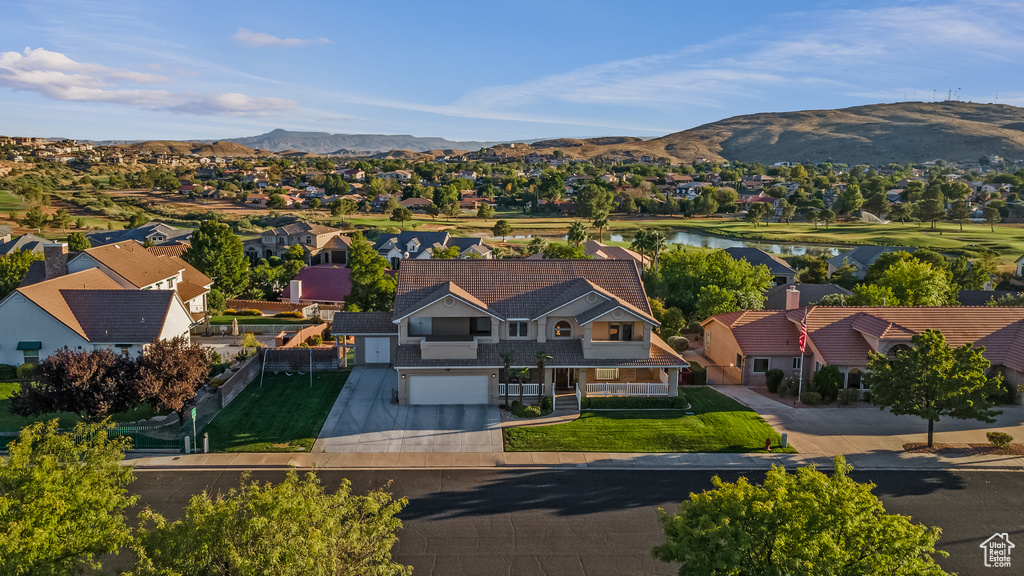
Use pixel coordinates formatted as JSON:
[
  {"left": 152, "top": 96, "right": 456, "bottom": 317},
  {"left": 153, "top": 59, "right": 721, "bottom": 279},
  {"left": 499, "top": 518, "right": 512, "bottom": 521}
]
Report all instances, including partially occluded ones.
[
  {"left": 223, "top": 308, "right": 238, "bottom": 315},
  {"left": 837, "top": 388, "right": 861, "bottom": 406},
  {"left": 306, "top": 334, "right": 324, "bottom": 346},
  {"left": 667, "top": 336, "right": 689, "bottom": 352},
  {"left": 242, "top": 309, "right": 263, "bottom": 316},
  {"left": 510, "top": 400, "right": 523, "bottom": 413},
  {"left": 765, "top": 369, "right": 785, "bottom": 393},
  {"left": 800, "top": 391, "right": 822, "bottom": 406},
  {"left": 582, "top": 395, "right": 689, "bottom": 409},
  {"left": 987, "top": 431, "right": 1014, "bottom": 450},
  {"left": 812, "top": 365, "right": 842, "bottom": 402},
  {"left": 275, "top": 311, "right": 304, "bottom": 319},
  {"left": 210, "top": 362, "right": 231, "bottom": 377},
  {"left": 206, "top": 349, "right": 222, "bottom": 365},
  {"left": 688, "top": 362, "right": 707, "bottom": 386},
  {"left": 686, "top": 321, "right": 702, "bottom": 332},
  {"left": 540, "top": 395, "right": 553, "bottom": 412},
  {"left": 0, "top": 363, "right": 17, "bottom": 380},
  {"left": 16, "top": 363, "right": 36, "bottom": 381},
  {"left": 234, "top": 349, "right": 255, "bottom": 363},
  {"left": 208, "top": 377, "right": 227, "bottom": 387},
  {"left": 241, "top": 333, "right": 261, "bottom": 349},
  {"left": 207, "top": 288, "right": 226, "bottom": 312}
]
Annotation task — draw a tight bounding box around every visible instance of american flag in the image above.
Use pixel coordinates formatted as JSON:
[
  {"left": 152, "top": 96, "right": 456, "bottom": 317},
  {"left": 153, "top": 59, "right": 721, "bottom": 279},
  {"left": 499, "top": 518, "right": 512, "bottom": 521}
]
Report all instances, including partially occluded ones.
[{"left": 797, "top": 311, "right": 808, "bottom": 353}]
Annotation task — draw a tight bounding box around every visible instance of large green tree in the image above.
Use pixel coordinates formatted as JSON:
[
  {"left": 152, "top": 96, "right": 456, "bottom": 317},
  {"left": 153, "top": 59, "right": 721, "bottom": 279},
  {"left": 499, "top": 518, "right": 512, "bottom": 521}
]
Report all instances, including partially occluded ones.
[
  {"left": 492, "top": 219, "right": 513, "bottom": 242},
  {"left": 0, "top": 420, "right": 136, "bottom": 576},
  {"left": 184, "top": 220, "right": 249, "bottom": 297},
  {"left": 345, "top": 232, "right": 396, "bottom": 312},
  {"left": 872, "top": 258, "right": 955, "bottom": 306},
  {"left": 868, "top": 330, "right": 1003, "bottom": 447},
  {"left": 129, "top": 471, "right": 410, "bottom": 576},
  {"left": 573, "top": 183, "right": 614, "bottom": 219},
  {"left": 567, "top": 220, "right": 589, "bottom": 246},
  {"left": 652, "top": 456, "right": 951, "bottom": 576},
  {"left": 0, "top": 249, "right": 43, "bottom": 299},
  {"left": 834, "top": 183, "right": 864, "bottom": 215},
  {"left": 653, "top": 250, "right": 774, "bottom": 320}
]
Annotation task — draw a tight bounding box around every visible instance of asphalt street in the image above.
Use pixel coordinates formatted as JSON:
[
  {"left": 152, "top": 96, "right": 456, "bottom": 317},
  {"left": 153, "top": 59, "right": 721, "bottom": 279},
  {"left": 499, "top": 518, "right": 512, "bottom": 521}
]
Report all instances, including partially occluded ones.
[{"left": 127, "top": 468, "right": 1024, "bottom": 576}]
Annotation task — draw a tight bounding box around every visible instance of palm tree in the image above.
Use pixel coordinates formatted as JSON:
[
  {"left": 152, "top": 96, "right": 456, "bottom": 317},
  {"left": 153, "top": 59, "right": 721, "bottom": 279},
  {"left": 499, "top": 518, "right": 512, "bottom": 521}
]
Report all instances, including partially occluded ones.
[
  {"left": 567, "top": 220, "right": 588, "bottom": 246},
  {"left": 593, "top": 211, "right": 609, "bottom": 243},
  {"left": 499, "top": 351, "right": 515, "bottom": 408},
  {"left": 534, "top": 351, "right": 553, "bottom": 404},
  {"left": 648, "top": 230, "right": 667, "bottom": 270},
  {"left": 631, "top": 229, "right": 651, "bottom": 270}
]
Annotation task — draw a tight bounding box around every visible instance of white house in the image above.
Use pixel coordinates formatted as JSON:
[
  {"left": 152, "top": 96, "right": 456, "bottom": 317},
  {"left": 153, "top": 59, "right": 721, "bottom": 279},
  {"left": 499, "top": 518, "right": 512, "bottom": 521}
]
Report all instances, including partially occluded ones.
[{"left": 0, "top": 267, "right": 193, "bottom": 366}]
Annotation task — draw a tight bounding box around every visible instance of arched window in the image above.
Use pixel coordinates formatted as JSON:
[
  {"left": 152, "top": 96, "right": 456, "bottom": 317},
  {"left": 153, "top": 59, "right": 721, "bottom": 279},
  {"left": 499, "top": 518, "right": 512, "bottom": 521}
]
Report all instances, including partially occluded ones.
[
  {"left": 887, "top": 344, "right": 912, "bottom": 360},
  {"left": 554, "top": 321, "right": 571, "bottom": 338}
]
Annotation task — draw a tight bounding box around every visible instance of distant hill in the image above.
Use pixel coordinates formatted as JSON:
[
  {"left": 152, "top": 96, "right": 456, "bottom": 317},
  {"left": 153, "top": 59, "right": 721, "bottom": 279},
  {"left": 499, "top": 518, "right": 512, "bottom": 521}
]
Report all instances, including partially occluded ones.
[
  {"left": 519, "top": 102, "right": 1024, "bottom": 165},
  {"left": 223, "top": 129, "right": 507, "bottom": 155},
  {"left": 108, "top": 140, "right": 261, "bottom": 157}
]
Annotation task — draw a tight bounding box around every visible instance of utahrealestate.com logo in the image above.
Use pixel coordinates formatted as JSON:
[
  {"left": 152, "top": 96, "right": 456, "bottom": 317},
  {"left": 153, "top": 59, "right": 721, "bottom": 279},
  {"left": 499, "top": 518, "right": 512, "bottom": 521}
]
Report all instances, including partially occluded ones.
[{"left": 980, "top": 533, "right": 1014, "bottom": 568}]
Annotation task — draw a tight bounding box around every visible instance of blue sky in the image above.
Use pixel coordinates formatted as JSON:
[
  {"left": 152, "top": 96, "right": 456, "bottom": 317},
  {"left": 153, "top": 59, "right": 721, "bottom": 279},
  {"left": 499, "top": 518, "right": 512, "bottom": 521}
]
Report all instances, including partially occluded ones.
[{"left": 1, "top": 0, "right": 1022, "bottom": 141}]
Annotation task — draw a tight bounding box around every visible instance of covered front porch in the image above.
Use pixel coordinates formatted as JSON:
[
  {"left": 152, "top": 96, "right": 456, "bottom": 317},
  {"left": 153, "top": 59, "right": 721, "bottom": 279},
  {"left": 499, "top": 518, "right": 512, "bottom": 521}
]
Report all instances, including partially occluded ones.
[{"left": 497, "top": 365, "right": 685, "bottom": 410}]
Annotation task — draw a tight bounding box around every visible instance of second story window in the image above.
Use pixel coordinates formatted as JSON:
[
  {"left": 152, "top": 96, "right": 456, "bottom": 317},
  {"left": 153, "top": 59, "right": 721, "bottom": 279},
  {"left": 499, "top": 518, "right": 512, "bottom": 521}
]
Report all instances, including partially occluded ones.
[
  {"left": 554, "top": 321, "right": 572, "bottom": 338},
  {"left": 508, "top": 321, "right": 528, "bottom": 338},
  {"left": 305, "top": 236, "right": 311, "bottom": 245},
  {"left": 408, "top": 316, "right": 432, "bottom": 336},
  {"left": 608, "top": 323, "right": 634, "bottom": 341}
]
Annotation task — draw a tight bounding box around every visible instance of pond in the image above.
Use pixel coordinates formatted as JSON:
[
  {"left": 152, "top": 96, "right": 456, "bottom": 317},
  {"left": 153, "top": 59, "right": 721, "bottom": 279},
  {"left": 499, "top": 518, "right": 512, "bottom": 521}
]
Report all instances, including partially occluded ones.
[{"left": 500, "top": 229, "right": 845, "bottom": 256}]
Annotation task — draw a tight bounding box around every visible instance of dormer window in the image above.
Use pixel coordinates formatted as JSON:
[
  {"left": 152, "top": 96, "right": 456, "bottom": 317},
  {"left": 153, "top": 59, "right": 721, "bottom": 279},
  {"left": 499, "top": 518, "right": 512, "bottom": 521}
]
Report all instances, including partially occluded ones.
[
  {"left": 554, "top": 321, "right": 572, "bottom": 338},
  {"left": 305, "top": 236, "right": 311, "bottom": 245}
]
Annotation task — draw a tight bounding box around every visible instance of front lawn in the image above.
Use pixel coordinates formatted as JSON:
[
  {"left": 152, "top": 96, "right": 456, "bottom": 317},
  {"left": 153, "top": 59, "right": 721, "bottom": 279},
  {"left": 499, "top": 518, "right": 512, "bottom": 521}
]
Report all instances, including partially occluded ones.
[
  {"left": 0, "top": 382, "right": 169, "bottom": 431},
  {"left": 503, "top": 387, "right": 794, "bottom": 453},
  {"left": 203, "top": 371, "right": 348, "bottom": 452}
]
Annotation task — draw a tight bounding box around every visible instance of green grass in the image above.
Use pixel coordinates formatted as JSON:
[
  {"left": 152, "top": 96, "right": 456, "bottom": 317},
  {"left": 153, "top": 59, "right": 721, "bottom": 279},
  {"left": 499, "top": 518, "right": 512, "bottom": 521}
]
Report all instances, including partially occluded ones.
[
  {"left": 503, "top": 387, "right": 795, "bottom": 453},
  {"left": 203, "top": 371, "right": 348, "bottom": 452},
  {"left": 0, "top": 382, "right": 170, "bottom": 431},
  {"left": 209, "top": 315, "right": 321, "bottom": 325}
]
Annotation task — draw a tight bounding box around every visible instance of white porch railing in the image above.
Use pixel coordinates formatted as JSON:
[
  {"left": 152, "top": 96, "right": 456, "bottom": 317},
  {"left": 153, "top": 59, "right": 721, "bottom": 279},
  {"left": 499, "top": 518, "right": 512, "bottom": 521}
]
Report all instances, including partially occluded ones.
[
  {"left": 498, "top": 383, "right": 541, "bottom": 396},
  {"left": 586, "top": 382, "right": 670, "bottom": 397}
]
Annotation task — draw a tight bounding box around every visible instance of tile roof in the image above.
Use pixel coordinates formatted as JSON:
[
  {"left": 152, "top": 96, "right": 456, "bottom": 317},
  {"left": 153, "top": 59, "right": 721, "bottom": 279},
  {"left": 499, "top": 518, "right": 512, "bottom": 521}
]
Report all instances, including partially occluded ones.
[
  {"left": 0, "top": 233, "right": 48, "bottom": 255},
  {"left": 145, "top": 242, "right": 190, "bottom": 258},
  {"left": 826, "top": 246, "right": 915, "bottom": 269},
  {"left": 393, "top": 260, "right": 650, "bottom": 321},
  {"left": 331, "top": 312, "right": 398, "bottom": 335},
  {"left": 394, "top": 337, "right": 684, "bottom": 369},
  {"left": 375, "top": 231, "right": 451, "bottom": 252},
  {"left": 706, "top": 306, "right": 1024, "bottom": 371},
  {"left": 723, "top": 247, "right": 796, "bottom": 276},
  {"left": 263, "top": 222, "right": 341, "bottom": 236},
  {"left": 279, "top": 265, "right": 352, "bottom": 304},
  {"left": 62, "top": 289, "right": 176, "bottom": 342},
  {"left": 764, "top": 283, "right": 851, "bottom": 309},
  {"left": 956, "top": 290, "right": 1021, "bottom": 306},
  {"left": 156, "top": 255, "right": 211, "bottom": 303},
  {"left": 80, "top": 241, "right": 183, "bottom": 288},
  {"left": 18, "top": 260, "right": 47, "bottom": 288},
  {"left": 583, "top": 241, "right": 647, "bottom": 266},
  {"left": 84, "top": 221, "right": 192, "bottom": 247},
  {"left": 15, "top": 269, "right": 123, "bottom": 338}
]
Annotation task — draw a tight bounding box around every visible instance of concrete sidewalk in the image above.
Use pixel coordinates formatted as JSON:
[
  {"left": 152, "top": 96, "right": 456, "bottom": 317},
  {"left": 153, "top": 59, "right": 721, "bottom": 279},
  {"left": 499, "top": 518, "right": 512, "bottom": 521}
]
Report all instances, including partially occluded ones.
[{"left": 123, "top": 449, "right": 1024, "bottom": 471}]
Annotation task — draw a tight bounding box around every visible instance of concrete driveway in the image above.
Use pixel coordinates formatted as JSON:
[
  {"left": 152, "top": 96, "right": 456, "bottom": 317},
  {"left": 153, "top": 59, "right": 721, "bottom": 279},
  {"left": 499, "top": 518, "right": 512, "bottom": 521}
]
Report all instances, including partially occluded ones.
[{"left": 314, "top": 367, "right": 502, "bottom": 453}]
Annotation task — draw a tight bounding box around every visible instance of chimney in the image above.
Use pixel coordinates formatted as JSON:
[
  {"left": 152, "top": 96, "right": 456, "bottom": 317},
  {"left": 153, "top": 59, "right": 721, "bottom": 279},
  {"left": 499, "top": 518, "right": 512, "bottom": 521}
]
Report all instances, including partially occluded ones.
[
  {"left": 43, "top": 243, "right": 68, "bottom": 280},
  {"left": 785, "top": 285, "right": 801, "bottom": 311},
  {"left": 289, "top": 279, "right": 302, "bottom": 304}
]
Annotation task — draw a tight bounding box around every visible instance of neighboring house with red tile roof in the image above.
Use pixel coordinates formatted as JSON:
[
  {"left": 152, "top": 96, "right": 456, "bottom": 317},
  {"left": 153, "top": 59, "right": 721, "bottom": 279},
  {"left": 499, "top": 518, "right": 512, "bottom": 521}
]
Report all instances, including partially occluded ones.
[
  {"left": 583, "top": 241, "right": 648, "bottom": 268},
  {"left": 701, "top": 297, "right": 1024, "bottom": 390},
  {"left": 279, "top": 265, "right": 351, "bottom": 306},
  {"left": 0, "top": 267, "right": 193, "bottom": 366},
  {"left": 332, "top": 259, "right": 686, "bottom": 405}
]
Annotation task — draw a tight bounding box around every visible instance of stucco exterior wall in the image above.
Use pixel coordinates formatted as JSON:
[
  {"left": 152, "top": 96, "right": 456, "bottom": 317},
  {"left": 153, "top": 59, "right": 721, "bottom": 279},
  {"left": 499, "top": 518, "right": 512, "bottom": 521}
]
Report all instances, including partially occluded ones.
[{"left": 0, "top": 294, "right": 90, "bottom": 365}]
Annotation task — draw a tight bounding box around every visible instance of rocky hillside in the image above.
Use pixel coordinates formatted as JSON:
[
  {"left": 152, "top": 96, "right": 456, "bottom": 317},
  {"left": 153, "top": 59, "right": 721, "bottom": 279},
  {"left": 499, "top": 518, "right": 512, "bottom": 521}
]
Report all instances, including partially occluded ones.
[
  {"left": 523, "top": 102, "right": 1024, "bottom": 165},
  {"left": 110, "top": 140, "right": 261, "bottom": 157}
]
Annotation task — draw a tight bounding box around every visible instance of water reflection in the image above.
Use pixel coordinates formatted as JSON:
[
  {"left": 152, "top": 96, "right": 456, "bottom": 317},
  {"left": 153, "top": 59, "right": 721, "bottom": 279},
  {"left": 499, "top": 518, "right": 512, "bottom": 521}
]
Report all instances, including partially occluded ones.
[{"left": 497, "top": 229, "right": 844, "bottom": 256}]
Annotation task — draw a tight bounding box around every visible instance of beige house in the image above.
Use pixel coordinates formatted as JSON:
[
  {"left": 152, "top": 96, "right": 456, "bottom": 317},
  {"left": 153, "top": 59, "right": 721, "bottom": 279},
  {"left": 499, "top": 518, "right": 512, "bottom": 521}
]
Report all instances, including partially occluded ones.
[
  {"left": 242, "top": 223, "right": 351, "bottom": 265},
  {"left": 333, "top": 260, "right": 686, "bottom": 405}
]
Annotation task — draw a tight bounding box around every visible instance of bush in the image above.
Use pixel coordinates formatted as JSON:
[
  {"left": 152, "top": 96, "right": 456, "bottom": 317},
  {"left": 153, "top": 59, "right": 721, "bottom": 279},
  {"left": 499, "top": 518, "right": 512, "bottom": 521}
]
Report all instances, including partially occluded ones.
[
  {"left": 510, "top": 400, "right": 523, "bottom": 413},
  {"left": 207, "top": 288, "right": 226, "bottom": 312},
  {"left": 688, "top": 362, "right": 707, "bottom": 386},
  {"left": 765, "top": 369, "right": 785, "bottom": 393},
  {"left": 206, "top": 349, "right": 222, "bottom": 365},
  {"left": 275, "top": 311, "right": 304, "bottom": 319},
  {"left": 667, "top": 336, "right": 689, "bottom": 352},
  {"left": 540, "top": 395, "right": 553, "bottom": 412},
  {"left": 837, "top": 388, "right": 861, "bottom": 406},
  {"left": 0, "top": 363, "right": 17, "bottom": 380},
  {"left": 800, "top": 391, "right": 822, "bottom": 406},
  {"left": 686, "top": 321, "right": 702, "bottom": 332},
  {"left": 208, "top": 377, "right": 227, "bottom": 387},
  {"left": 987, "top": 431, "right": 1014, "bottom": 450},
  {"left": 581, "top": 395, "right": 689, "bottom": 409},
  {"left": 241, "top": 333, "right": 261, "bottom": 349},
  {"left": 306, "top": 334, "right": 324, "bottom": 346},
  {"left": 812, "top": 365, "right": 842, "bottom": 402},
  {"left": 16, "top": 363, "right": 36, "bottom": 381},
  {"left": 210, "top": 362, "right": 231, "bottom": 377},
  {"left": 226, "top": 308, "right": 262, "bottom": 317},
  {"left": 234, "top": 349, "right": 255, "bottom": 363}
]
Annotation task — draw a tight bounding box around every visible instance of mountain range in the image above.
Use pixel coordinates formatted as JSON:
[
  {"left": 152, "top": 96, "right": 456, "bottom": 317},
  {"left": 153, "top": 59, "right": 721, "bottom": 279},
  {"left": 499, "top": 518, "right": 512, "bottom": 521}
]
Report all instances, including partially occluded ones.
[{"left": 220, "top": 129, "right": 508, "bottom": 155}]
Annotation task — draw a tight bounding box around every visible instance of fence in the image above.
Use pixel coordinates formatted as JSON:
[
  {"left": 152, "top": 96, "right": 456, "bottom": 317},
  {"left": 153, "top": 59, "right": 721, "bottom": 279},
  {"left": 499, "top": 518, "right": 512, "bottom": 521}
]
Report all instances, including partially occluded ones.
[
  {"left": 586, "top": 382, "right": 670, "bottom": 396},
  {"left": 219, "top": 355, "right": 261, "bottom": 406},
  {"left": 0, "top": 424, "right": 183, "bottom": 452},
  {"left": 703, "top": 365, "right": 743, "bottom": 386},
  {"left": 193, "top": 323, "right": 324, "bottom": 336},
  {"left": 498, "top": 382, "right": 541, "bottom": 396},
  {"left": 261, "top": 347, "right": 341, "bottom": 372}
]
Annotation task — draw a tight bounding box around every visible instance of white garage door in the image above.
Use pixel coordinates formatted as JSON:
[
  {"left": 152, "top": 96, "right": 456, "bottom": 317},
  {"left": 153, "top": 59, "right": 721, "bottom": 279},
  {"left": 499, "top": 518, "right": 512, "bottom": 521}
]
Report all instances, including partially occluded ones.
[
  {"left": 408, "top": 375, "right": 489, "bottom": 405},
  {"left": 363, "top": 337, "right": 391, "bottom": 364}
]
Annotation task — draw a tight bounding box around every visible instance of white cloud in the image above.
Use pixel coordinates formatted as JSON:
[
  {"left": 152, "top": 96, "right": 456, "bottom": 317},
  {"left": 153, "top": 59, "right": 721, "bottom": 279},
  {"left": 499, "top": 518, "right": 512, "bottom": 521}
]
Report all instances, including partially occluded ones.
[
  {"left": 233, "top": 28, "right": 331, "bottom": 48},
  {"left": 0, "top": 47, "right": 297, "bottom": 116}
]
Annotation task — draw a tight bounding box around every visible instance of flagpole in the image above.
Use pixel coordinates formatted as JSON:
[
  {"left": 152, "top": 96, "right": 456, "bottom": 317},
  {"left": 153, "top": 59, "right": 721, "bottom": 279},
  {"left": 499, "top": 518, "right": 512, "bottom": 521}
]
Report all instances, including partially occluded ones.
[{"left": 796, "top": 308, "right": 808, "bottom": 405}]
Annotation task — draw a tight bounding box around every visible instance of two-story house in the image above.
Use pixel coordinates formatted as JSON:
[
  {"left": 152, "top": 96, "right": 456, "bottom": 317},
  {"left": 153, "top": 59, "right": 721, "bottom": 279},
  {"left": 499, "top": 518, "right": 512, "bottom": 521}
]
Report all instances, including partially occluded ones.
[
  {"left": 333, "top": 260, "right": 686, "bottom": 405},
  {"left": 242, "top": 222, "right": 351, "bottom": 265},
  {"left": 84, "top": 221, "right": 193, "bottom": 248},
  {"left": 374, "top": 231, "right": 492, "bottom": 269}
]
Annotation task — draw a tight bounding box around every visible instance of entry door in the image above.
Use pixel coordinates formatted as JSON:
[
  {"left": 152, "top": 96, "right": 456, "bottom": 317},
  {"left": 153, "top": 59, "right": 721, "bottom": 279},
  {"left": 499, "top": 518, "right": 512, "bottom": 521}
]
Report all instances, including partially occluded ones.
[{"left": 364, "top": 337, "right": 391, "bottom": 363}]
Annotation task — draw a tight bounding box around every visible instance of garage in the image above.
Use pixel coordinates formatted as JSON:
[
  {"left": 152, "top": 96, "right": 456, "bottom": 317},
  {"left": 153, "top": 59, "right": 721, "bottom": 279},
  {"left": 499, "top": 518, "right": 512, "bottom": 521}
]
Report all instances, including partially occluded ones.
[
  {"left": 408, "top": 374, "right": 489, "bottom": 405},
  {"left": 363, "top": 337, "right": 391, "bottom": 364}
]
